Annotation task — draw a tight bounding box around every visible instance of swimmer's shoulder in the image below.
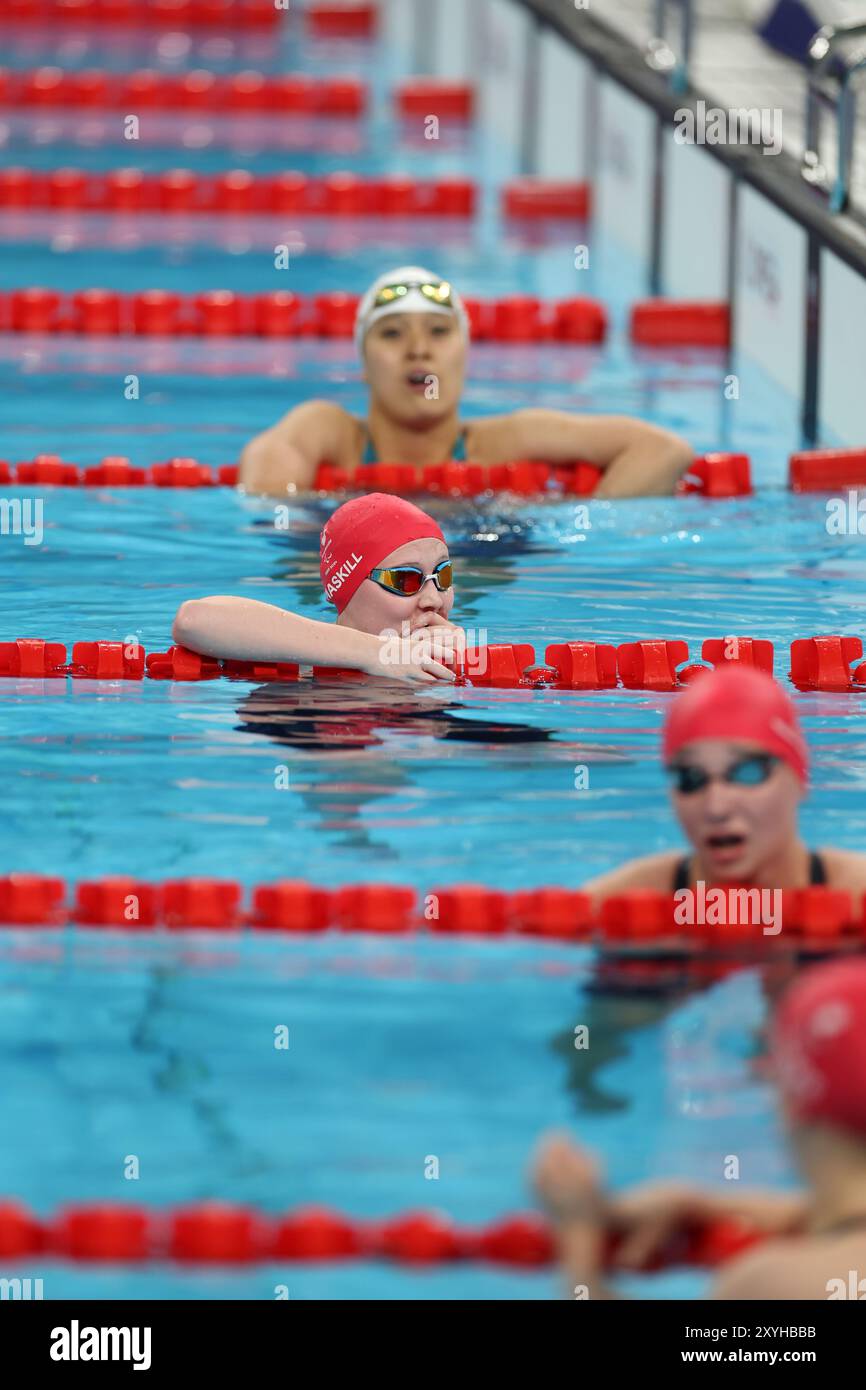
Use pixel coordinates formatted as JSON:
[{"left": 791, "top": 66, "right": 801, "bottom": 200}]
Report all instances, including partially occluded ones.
[
  {"left": 463, "top": 415, "right": 525, "bottom": 463},
  {"left": 241, "top": 401, "right": 360, "bottom": 493},
  {"left": 817, "top": 846, "right": 866, "bottom": 893},
  {"left": 275, "top": 398, "right": 358, "bottom": 452},
  {"left": 711, "top": 1232, "right": 863, "bottom": 1300},
  {"left": 581, "top": 851, "right": 682, "bottom": 902}
]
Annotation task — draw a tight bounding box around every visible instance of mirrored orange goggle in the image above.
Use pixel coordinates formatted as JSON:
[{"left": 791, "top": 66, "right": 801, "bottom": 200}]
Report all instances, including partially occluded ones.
[{"left": 369, "top": 559, "right": 454, "bottom": 596}]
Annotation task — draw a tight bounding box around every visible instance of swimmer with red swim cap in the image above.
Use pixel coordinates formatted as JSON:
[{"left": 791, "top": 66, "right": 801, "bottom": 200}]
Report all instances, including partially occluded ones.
[
  {"left": 534, "top": 956, "right": 866, "bottom": 1298},
  {"left": 584, "top": 664, "right": 866, "bottom": 898},
  {"left": 239, "top": 264, "right": 693, "bottom": 498},
  {"left": 173, "top": 493, "right": 463, "bottom": 684}
]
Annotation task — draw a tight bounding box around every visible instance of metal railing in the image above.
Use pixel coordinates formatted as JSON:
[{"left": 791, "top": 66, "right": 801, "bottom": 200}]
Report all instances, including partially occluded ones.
[
  {"left": 645, "top": 0, "right": 693, "bottom": 95},
  {"left": 802, "top": 19, "right": 866, "bottom": 214}
]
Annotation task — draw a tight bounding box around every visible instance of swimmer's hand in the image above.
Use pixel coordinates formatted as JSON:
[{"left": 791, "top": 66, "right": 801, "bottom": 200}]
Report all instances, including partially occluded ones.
[
  {"left": 605, "top": 1182, "right": 807, "bottom": 1271},
  {"left": 364, "top": 626, "right": 463, "bottom": 684},
  {"left": 406, "top": 616, "right": 469, "bottom": 666},
  {"left": 532, "top": 1132, "right": 604, "bottom": 1223},
  {"left": 532, "top": 1133, "right": 611, "bottom": 1299}
]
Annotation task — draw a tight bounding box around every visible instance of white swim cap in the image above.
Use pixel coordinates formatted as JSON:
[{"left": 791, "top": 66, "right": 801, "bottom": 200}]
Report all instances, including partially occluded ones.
[{"left": 354, "top": 265, "right": 470, "bottom": 355}]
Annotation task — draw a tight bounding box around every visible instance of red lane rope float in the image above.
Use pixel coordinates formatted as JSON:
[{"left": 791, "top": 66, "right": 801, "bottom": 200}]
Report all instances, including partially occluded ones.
[
  {"left": 0, "top": 452, "right": 751, "bottom": 497},
  {"left": 502, "top": 180, "right": 591, "bottom": 219},
  {"left": 789, "top": 447, "right": 866, "bottom": 492},
  {"left": 630, "top": 301, "right": 731, "bottom": 349},
  {"left": 0, "top": 169, "right": 475, "bottom": 217},
  {"left": 7, "top": 633, "right": 863, "bottom": 691},
  {"left": 395, "top": 79, "right": 473, "bottom": 121},
  {"left": 6, "top": 0, "right": 280, "bottom": 24},
  {"left": 0, "top": 70, "right": 365, "bottom": 115},
  {"left": 597, "top": 886, "right": 865, "bottom": 951},
  {"left": 0, "top": 1199, "right": 763, "bottom": 1269},
  {"left": 314, "top": 454, "right": 751, "bottom": 496},
  {"left": 306, "top": 2, "right": 377, "bottom": 37},
  {"left": 0, "top": 634, "right": 785, "bottom": 690},
  {"left": 0, "top": 290, "right": 607, "bottom": 342},
  {"left": 789, "top": 635, "right": 866, "bottom": 691},
  {"left": 2, "top": 878, "right": 865, "bottom": 949}
]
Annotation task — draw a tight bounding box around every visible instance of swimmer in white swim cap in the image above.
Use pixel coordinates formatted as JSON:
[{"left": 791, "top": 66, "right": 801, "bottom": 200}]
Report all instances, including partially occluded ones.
[{"left": 240, "top": 263, "right": 693, "bottom": 498}]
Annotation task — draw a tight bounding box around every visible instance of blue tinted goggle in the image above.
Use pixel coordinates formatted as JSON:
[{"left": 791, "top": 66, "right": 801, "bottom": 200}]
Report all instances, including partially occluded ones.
[{"left": 666, "top": 754, "right": 779, "bottom": 796}]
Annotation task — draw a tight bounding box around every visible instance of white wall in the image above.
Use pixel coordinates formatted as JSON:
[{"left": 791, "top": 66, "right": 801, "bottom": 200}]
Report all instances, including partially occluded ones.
[
  {"left": 476, "top": 0, "right": 532, "bottom": 158},
  {"left": 534, "top": 28, "right": 591, "bottom": 180},
  {"left": 594, "top": 77, "right": 657, "bottom": 264},
  {"left": 661, "top": 132, "right": 731, "bottom": 298},
  {"left": 380, "top": 0, "right": 419, "bottom": 60},
  {"left": 430, "top": 0, "right": 472, "bottom": 79},
  {"left": 818, "top": 250, "right": 866, "bottom": 446},
  {"left": 733, "top": 185, "right": 808, "bottom": 400}
]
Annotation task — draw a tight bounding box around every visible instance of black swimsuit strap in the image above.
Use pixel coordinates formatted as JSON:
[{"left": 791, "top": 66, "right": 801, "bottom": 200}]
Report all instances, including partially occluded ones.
[
  {"left": 672, "top": 851, "right": 826, "bottom": 892},
  {"left": 672, "top": 856, "right": 691, "bottom": 893}
]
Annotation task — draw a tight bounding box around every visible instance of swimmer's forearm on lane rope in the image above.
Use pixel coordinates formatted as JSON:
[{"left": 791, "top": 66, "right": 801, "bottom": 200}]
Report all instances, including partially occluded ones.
[
  {"left": 495, "top": 410, "right": 692, "bottom": 496},
  {"left": 593, "top": 433, "right": 694, "bottom": 498},
  {"left": 557, "top": 1217, "right": 616, "bottom": 1301},
  {"left": 172, "top": 597, "right": 381, "bottom": 670},
  {"left": 239, "top": 437, "right": 318, "bottom": 496}
]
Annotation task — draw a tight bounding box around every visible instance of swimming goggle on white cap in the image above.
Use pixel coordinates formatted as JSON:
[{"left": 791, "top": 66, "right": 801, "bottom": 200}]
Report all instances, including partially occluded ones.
[{"left": 353, "top": 265, "right": 470, "bottom": 355}]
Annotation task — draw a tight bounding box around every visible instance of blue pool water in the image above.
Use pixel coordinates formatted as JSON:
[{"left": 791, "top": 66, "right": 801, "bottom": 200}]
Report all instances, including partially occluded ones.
[{"left": 0, "top": 6, "right": 857, "bottom": 1301}]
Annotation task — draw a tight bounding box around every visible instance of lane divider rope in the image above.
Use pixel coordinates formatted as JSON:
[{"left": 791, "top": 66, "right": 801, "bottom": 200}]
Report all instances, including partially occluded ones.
[
  {"left": 0, "top": 1198, "right": 765, "bottom": 1269},
  {"left": 629, "top": 300, "right": 729, "bottom": 348},
  {"left": 789, "top": 447, "right": 866, "bottom": 492},
  {"left": 0, "top": 289, "right": 743, "bottom": 348},
  {"left": 11, "top": 448, "right": 864, "bottom": 496},
  {"left": 0, "top": 635, "right": 861, "bottom": 691},
  {"left": 6, "top": 0, "right": 372, "bottom": 32},
  {"left": 0, "top": 876, "right": 863, "bottom": 944},
  {"left": 0, "top": 452, "right": 750, "bottom": 495},
  {"left": 13, "top": 447, "right": 866, "bottom": 498},
  {"left": 0, "top": 69, "right": 366, "bottom": 114},
  {"left": 0, "top": 171, "right": 592, "bottom": 225},
  {"left": 0, "top": 168, "right": 476, "bottom": 216},
  {"left": 0, "top": 71, "right": 475, "bottom": 120},
  {"left": 0, "top": 289, "right": 608, "bottom": 341}
]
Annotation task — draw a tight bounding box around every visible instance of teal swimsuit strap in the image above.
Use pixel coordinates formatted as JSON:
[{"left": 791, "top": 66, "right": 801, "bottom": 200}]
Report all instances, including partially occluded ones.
[{"left": 360, "top": 425, "right": 467, "bottom": 466}]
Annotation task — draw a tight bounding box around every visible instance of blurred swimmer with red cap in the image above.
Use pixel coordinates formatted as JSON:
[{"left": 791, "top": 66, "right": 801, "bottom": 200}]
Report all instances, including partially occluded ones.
[
  {"left": 240, "top": 265, "right": 693, "bottom": 498},
  {"left": 173, "top": 492, "right": 463, "bottom": 684},
  {"left": 534, "top": 956, "right": 866, "bottom": 1298},
  {"left": 583, "top": 664, "right": 866, "bottom": 898}
]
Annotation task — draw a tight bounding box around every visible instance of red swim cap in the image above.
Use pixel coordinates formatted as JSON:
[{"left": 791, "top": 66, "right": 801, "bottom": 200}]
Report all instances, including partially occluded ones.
[
  {"left": 662, "top": 665, "right": 808, "bottom": 784},
  {"left": 320, "top": 493, "right": 446, "bottom": 613},
  {"left": 772, "top": 959, "right": 866, "bottom": 1137}
]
